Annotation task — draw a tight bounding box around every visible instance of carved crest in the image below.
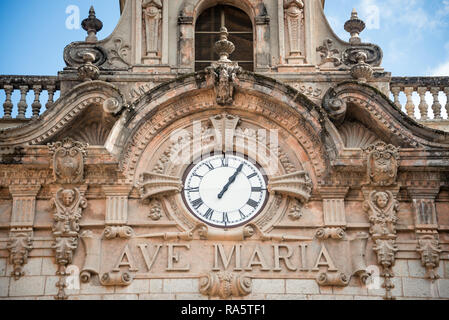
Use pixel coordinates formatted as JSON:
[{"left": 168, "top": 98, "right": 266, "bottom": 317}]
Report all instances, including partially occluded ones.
[
  {"left": 199, "top": 272, "right": 252, "bottom": 299},
  {"left": 48, "top": 138, "right": 88, "bottom": 184},
  {"left": 364, "top": 142, "right": 399, "bottom": 186}
]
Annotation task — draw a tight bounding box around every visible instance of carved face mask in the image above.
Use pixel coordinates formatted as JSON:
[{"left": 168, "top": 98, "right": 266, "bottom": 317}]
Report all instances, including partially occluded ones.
[
  {"left": 375, "top": 193, "right": 388, "bottom": 209},
  {"left": 62, "top": 191, "right": 75, "bottom": 207}
]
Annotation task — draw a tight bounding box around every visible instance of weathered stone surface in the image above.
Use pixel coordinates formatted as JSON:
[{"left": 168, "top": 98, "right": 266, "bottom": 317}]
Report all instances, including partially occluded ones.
[
  {"left": 408, "top": 260, "right": 444, "bottom": 279},
  {"left": 0, "top": 259, "right": 6, "bottom": 277},
  {"left": 286, "top": 279, "right": 320, "bottom": 294},
  {"left": 139, "top": 293, "right": 175, "bottom": 300},
  {"left": 266, "top": 294, "right": 307, "bottom": 300},
  {"left": 402, "top": 278, "right": 438, "bottom": 298},
  {"left": 115, "top": 279, "right": 150, "bottom": 294},
  {"left": 162, "top": 279, "right": 198, "bottom": 293},
  {"left": 9, "top": 276, "right": 45, "bottom": 297},
  {"left": 0, "top": 277, "right": 9, "bottom": 297},
  {"left": 438, "top": 280, "right": 449, "bottom": 298},
  {"left": 253, "top": 279, "right": 285, "bottom": 294}
]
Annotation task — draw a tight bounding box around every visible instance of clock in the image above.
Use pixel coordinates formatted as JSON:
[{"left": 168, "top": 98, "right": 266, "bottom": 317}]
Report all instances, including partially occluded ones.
[{"left": 182, "top": 154, "right": 268, "bottom": 228}]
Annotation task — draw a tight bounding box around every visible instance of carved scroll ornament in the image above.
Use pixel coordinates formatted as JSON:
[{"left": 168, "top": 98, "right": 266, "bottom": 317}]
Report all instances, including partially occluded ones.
[{"left": 200, "top": 272, "right": 252, "bottom": 299}]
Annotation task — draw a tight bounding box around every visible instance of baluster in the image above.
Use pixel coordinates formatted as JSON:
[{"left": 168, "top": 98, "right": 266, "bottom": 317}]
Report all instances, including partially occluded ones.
[
  {"left": 391, "top": 87, "right": 402, "bottom": 109},
  {"left": 430, "top": 87, "right": 442, "bottom": 120},
  {"left": 403, "top": 87, "right": 415, "bottom": 119},
  {"left": 46, "top": 85, "right": 56, "bottom": 110},
  {"left": 417, "top": 87, "right": 429, "bottom": 120},
  {"left": 17, "top": 85, "right": 29, "bottom": 119},
  {"left": 444, "top": 87, "right": 449, "bottom": 119},
  {"left": 31, "top": 85, "right": 42, "bottom": 119},
  {"left": 3, "top": 85, "right": 14, "bottom": 119}
]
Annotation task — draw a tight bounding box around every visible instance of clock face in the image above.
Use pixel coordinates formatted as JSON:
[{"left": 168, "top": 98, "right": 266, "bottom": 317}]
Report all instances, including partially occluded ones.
[{"left": 183, "top": 154, "right": 268, "bottom": 228}]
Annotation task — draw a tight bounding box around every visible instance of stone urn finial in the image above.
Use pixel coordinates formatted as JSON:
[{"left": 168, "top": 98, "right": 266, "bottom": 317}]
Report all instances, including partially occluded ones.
[
  {"left": 215, "top": 27, "right": 235, "bottom": 63},
  {"left": 350, "top": 51, "right": 373, "bottom": 83},
  {"left": 78, "top": 52, "right": 100, "bottom": 81},
  {"left": 344, "top": 8, "right": 366, "bottom": 45},
  {"left": 82, "top": 6, "right": 103, "bottom": 43}
]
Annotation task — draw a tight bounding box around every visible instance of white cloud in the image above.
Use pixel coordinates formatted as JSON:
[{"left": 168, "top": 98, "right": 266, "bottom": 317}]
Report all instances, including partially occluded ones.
[{"left": 431, "top": 60, "right": 449, "bottom": 76}]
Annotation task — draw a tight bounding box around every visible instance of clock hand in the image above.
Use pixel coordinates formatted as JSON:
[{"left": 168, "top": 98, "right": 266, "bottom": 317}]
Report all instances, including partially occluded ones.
[{"left": 218, "top": 163, "right": 244, "bottom": 199}]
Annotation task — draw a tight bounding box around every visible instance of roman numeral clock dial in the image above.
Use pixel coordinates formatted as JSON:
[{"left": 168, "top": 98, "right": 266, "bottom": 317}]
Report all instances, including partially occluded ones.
[{"left": 183, "top": 155, "right": 268, "bottom": 228}]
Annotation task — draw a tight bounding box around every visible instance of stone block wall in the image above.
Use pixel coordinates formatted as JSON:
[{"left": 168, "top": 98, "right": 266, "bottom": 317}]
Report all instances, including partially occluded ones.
[{"left": 0, "top": 257, "right": 447, "bottom": 300}]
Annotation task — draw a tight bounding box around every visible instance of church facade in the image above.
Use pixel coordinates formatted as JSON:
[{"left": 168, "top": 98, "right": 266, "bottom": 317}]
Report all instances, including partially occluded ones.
[{"left": 0, "top": 0, "right": 449, "bottom": 300}]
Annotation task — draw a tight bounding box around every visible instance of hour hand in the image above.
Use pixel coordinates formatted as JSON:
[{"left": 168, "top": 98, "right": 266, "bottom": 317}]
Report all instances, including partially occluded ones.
[{"left": 218, "top": 163, "right": 244, "bottom": 199}]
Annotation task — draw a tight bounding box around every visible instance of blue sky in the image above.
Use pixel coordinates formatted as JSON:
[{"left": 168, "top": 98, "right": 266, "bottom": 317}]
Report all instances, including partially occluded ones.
[{"left": 0, "top": 0, "right": 447, "bottom": 76}]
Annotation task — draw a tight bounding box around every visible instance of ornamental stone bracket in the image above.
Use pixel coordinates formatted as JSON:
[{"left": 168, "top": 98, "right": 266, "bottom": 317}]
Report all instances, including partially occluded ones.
[
  {"left": 7, "top": 185, "right": 41, "bottom": 280},
  {"left": 7, "top": 233, "right": 33, "bottom": 280},
  {"left": 267, "top": 171, "right": 313, "bottom": 203},
  {"left": 362, "top": 141, "right": 400, "bottom": 300},
  {"left": 102, "top": 185, "right": 134, "bottom": 239},
  {"left": 416, "top": 235, "right": 442, "bottom": 280},
  {"left": 137, "top": 172, "right": 183, "bottom": 200},
  {"left": 199, "top": 272, "right": 252, "bottom": 299},
  {"left": 51, "top": 186, "right": 88, "bottom": 300}
]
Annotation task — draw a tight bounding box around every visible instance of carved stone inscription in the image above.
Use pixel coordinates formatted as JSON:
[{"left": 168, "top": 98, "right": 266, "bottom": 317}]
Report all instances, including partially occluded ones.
[{"left": 96, "top": 239, "right": 365, "bottom": 282}]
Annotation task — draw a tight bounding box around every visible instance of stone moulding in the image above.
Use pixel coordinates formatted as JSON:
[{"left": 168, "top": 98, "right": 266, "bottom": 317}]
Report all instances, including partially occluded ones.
[{"left": 199, "top": 272, "right": 252, "bottom": 299}]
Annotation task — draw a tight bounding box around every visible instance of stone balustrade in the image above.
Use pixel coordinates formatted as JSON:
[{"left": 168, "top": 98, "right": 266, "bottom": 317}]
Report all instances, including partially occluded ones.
[
  {"left": 0, "top": 76, "right": 60, "bottom": 120},
  {"left": 390, "top": 77, "right": 449, "bottom": 121}
]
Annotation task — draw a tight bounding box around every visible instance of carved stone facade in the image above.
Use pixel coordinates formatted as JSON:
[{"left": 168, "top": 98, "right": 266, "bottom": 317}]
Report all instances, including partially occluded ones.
[{"left": 0, "top": 0, "right": 448, "bottom": 301}]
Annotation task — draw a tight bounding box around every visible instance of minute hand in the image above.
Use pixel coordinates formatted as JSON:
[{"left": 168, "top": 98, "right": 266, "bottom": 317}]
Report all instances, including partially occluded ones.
[{"left": 218, "top": 163, "right": 244, "bottom": 199}]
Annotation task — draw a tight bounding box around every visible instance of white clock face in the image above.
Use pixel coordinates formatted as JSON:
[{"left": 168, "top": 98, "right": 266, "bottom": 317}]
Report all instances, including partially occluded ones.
[{"left": 183, "top": 154, "right": 268, "bottom": 228}]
